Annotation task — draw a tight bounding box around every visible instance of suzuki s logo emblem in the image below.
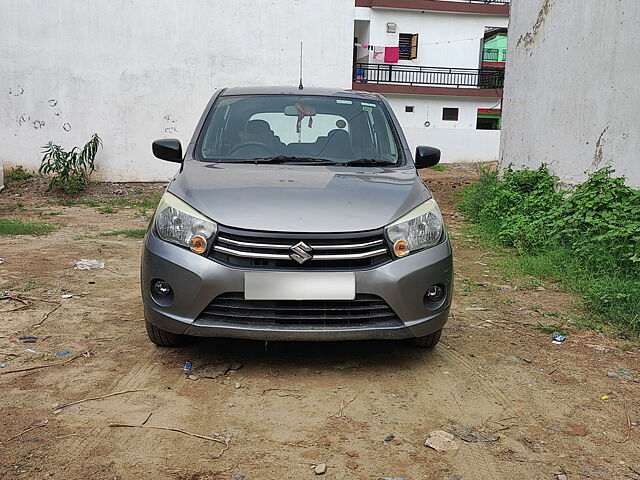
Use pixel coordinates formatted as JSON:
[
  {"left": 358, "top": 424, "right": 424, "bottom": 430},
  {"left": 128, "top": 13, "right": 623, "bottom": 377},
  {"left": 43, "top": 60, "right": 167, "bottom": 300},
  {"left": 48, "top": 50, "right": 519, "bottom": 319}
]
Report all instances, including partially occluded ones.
[{"left": 290, "top": 241, "right": 313, "bottom": 264}]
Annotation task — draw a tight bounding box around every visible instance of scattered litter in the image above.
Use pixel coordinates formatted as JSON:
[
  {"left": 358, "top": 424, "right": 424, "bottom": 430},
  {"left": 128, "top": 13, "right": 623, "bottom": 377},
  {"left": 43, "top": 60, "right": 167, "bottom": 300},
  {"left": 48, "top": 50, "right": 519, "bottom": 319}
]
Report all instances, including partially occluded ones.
[
  {"left": 601, "top": 394, "right": 609, "bottom": 400},
  {"left": 234, "top": 475, "right": 246, "bottom": 480},
  {"left": 56, "top": 350, "right": 71, "bottom": 357},
  {"left": 0, "top": 362, "right": 6, "bottom": 368},
  {"left": 504, "top": 356, "right": 519, "bottom": 363},
  {"left": 469, "top": 321, "right": 492, "bottom": 329},
  {"left": 551, "top": 332, "right": 566, "bottom": 342},
  {"left": 314, "top": 463, "right": 327, "bottom": 475},
  {"left": 523, "top": 358, "right": 532, "bottom": 364},
  {"left": 607, "top": 372, "right": 618, "bottom": 378},
  {"left": 74, "top": 259, "right": 105, "bottom": 271},
  {"left": 619, "top": 370, "right": 630, "bottom": 375},
  {"left": 188, "top": 374, "right": 199, "bottom": 381},
  {"left": 551, "top": 341, "right": 563, "bottom": 345},
  {"left": 52, "top": 409, "right": 62, "bottom": 415},
  {"left": 554, "top": 474, "right": 567, "bottom": 480},
  {"left": 61, "top": 294, "right": 74, "bottom": 299},
  {"left": 424, "top": 430, "right": 458, "bottom": 452},
  {"left": 192, "top": 361, "right": 242, "bottom": 379},
  {"left": 0, "top": 258, "right": 4, "bottom": 265},
  {"left": 384, "top": 434, "right": 395, "bottom": 442},
  {"left": 465, "top": 307, "right": 488, "bottom": 311},
  {"left": 183, "top": 361, "right": 192, "bottom": 372},
  {"left": 0, "top": 350, "right": 91, "bottom": 376},
  {"left": 19, "top": 335, "right": 37, "bottom": 343},
  {"left": 547, "top": 425, "right": 562, "bottom": 432},
  {"left": 235, "top": 382, "right": 241, "bottom": 389},
  {"left": 24, "top": 348, "right": 37, "bottom": 353},
  {"left": 377, "top": 478, "right": 406, "bottom": 480},
  {"left": 448, "top": 423, "right": 500, "bottom": 443}
]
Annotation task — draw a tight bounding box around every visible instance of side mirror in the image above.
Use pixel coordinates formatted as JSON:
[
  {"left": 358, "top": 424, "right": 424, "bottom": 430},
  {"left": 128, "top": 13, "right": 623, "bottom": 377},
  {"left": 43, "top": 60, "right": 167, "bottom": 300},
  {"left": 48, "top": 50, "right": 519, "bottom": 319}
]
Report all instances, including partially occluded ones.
[
  {"left": 152, "top": 139, "right": 183, "bottom": 163},
  {"left": 414, "top": 146, "right": 441, "bottom": 169}
]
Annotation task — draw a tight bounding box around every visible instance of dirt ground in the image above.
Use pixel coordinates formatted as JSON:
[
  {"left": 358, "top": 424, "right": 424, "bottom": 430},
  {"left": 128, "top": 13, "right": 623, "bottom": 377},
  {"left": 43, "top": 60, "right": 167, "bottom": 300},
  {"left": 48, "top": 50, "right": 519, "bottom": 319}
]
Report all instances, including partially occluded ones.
[{"left": 1, "top": 164, "right": 638, "bottom": 480}]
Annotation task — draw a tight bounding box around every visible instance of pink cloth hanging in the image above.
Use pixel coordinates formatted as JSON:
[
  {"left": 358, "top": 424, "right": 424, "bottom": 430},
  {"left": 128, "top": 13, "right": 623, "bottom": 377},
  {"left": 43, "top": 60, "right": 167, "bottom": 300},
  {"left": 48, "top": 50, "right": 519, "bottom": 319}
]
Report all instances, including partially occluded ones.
[
  {"left": 384, "top": 47, "right": 399, "bottom": 63},
  {"left": 372, "top": 46, "right": 384, "bottom": 61}
]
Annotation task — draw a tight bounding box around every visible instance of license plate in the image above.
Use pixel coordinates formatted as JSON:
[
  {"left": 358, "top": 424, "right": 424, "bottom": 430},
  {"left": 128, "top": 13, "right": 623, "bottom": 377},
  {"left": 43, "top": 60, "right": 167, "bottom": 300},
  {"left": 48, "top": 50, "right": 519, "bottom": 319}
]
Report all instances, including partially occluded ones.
[{"left": 244, "top": 272, "right": 356, "bottom": 300}]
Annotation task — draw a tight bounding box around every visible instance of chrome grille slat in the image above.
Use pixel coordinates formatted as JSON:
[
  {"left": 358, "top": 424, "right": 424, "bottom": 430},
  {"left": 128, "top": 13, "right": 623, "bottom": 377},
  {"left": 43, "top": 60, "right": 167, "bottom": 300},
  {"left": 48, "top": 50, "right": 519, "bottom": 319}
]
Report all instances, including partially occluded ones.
[
  {"left": 217, "top": 236, "right": 385, "bottom": 251},
  {"left": 210, "top": 227, "right": 392, "bottom": 270}
]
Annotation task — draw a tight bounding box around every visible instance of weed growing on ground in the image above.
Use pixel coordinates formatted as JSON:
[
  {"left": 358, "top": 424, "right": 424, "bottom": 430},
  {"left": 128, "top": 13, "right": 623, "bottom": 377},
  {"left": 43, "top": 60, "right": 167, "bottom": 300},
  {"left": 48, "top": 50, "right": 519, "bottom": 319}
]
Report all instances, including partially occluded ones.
[
  {"left": 98, "top": 206, "right": 117, "bottom": 214},
  {"left": 100, "top": 229, "right": 147, "bottom": 238},
  {"left": 0, "top": 218, "right": 55, "bottom": 236},
  {"left": 6, "top": 165, "right": 34, "bottom": 182},
  {"left": 429, "top": 164, "right": 447, "bottom": 172},
  {"left": 460, "top": 165, "right": 640, "bottom": 333}
]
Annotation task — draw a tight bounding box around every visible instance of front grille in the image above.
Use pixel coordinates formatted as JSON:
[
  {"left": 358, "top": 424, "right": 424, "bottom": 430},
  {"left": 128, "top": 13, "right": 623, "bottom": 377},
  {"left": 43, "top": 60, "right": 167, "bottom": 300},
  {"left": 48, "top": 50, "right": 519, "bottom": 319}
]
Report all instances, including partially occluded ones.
[
  {"left": 199, "top": 293, "right": 402, "bottom": 327},
  {"left": 210, "top": 227, "right": 391, "bottom": 270}
]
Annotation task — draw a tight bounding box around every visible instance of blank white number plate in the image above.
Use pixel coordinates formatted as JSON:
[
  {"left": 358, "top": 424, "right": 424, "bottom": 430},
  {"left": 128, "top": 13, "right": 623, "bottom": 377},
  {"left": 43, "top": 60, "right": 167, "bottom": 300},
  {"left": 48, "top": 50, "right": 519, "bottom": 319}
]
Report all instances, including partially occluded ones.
[{"left": 244, "top": 272, "right": 356, "bottom": 300}]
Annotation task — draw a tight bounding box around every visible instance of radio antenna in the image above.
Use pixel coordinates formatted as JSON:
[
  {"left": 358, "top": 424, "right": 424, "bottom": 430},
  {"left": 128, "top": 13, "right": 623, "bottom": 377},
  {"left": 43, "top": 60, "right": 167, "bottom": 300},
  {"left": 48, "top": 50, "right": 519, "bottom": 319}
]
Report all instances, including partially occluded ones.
[{"left": 298, "top": 42, "right": 304, "bottom": 90}]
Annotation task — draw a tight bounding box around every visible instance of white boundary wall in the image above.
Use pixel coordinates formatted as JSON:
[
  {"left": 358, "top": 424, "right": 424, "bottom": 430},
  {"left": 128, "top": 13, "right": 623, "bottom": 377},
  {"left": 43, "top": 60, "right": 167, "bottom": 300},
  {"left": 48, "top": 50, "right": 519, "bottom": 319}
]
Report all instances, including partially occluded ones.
[
  {"left": 500, "top": 0, "right": 640, "bottom": 188},
  {"left": 0, "top": 0, "right": 354, "bottom": 181}
]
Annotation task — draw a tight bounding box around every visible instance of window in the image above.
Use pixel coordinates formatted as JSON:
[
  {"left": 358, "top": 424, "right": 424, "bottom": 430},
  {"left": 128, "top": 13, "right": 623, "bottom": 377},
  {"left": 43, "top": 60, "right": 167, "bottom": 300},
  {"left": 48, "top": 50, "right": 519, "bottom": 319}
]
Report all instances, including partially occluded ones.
[
  {"left": 442, "top": 108, "right": 459, "bottom": 121},
  {"left": 399, "top": 33, "right": 418, "bottom": 60},
  {"left": 405, "top": 106, "right": 414, "bottom": 113}
]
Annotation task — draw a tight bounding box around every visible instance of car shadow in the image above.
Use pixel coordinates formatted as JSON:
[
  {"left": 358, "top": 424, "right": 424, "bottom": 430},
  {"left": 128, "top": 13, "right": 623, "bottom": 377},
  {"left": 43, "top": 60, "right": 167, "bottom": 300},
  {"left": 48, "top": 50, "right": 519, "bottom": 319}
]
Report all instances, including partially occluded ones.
[{"left": 170, "top": 336, "right": 436, "bottom": 373}]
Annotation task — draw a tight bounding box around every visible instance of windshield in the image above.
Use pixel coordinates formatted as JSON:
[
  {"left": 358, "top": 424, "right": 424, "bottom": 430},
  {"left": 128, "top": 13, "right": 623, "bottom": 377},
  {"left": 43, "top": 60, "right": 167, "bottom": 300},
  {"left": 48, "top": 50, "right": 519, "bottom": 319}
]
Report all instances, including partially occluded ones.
[{"left": 197, "top": 95, "right": 400, "bottom": 165}]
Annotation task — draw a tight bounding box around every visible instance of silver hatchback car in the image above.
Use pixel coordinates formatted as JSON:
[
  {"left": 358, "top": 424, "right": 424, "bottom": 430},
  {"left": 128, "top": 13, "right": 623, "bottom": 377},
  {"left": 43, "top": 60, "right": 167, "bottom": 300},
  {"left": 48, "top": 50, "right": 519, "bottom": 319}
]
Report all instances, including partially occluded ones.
[{"left": 142, "top": 87, "right": 453, "bottom": 348}]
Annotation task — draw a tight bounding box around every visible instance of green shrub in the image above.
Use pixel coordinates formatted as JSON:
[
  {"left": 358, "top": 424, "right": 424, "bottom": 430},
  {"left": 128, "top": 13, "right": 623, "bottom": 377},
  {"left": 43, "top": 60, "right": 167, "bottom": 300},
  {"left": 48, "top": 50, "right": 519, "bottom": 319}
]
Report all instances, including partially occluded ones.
[
  {"left": 7, "top": 165, "right": 34, "bottom": 181},
  {"left": 39, "top": 134, "right": 102, "bottom": 194},
  {"left": 461, "top": 165, "right": 640, "bottom": 332}
]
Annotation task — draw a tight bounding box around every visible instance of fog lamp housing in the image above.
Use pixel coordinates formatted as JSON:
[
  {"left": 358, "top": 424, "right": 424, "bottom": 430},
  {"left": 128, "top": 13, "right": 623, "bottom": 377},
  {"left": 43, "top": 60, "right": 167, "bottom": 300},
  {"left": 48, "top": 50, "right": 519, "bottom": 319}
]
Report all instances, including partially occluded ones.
[{"left": 151, "top": 279, "right": 174, "bottom": 306}]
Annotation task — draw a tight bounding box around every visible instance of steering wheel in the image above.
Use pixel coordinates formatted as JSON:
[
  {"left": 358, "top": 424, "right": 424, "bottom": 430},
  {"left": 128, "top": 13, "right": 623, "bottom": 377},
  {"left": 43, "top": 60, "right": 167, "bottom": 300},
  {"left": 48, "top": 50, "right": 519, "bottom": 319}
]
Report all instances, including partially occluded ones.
[{"left": 228, "top": 142, "right": 277, "bottom": 157}]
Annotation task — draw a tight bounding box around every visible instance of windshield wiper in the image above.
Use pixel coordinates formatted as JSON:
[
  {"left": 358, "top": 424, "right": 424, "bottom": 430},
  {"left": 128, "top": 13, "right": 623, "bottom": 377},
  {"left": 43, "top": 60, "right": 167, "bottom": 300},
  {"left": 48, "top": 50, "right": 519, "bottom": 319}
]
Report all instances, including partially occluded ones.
[
  {"left": 249, "top": 156, "right": 338, "bottom": 165},
  {"left": 342, "top": 158, "right": 396, "bottom": 167}
]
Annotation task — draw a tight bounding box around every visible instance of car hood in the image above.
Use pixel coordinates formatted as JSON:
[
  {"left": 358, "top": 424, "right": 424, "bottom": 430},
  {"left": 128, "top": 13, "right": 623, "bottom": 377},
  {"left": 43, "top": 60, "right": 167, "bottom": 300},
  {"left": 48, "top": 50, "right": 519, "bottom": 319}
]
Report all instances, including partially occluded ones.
[{"left": 168, "top": 161, "right": 431, "bottom": 233}]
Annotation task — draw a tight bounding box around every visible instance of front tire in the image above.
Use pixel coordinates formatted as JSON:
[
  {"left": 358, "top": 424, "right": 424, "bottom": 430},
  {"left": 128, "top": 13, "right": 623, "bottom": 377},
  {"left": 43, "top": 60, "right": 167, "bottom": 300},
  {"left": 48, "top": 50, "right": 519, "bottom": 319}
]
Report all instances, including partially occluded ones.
[
  {"left": 145, "top": 320, "right": 184, "bottom": 347},
  {"left": 409, "top": 328, "right": 442, "bottom": 348}
]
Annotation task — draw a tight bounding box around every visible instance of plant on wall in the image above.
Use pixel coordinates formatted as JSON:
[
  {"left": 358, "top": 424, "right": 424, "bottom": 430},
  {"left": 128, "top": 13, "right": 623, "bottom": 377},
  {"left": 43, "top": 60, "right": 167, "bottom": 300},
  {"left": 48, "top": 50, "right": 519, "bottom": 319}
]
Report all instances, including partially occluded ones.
[{"left": 39, "top": 134, "right": 102, "bottom": 194}]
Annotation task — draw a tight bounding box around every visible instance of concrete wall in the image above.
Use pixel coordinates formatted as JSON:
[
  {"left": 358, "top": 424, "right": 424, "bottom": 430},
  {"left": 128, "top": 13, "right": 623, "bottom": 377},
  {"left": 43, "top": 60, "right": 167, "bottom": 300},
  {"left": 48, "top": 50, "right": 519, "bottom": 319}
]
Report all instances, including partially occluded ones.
[
  {"left": 0, "top": 0, "right": 354, "bottom": 181},
  {"left": 364, "top": 9, "right": 508, "bottom": 68},
  {"left": 386, "top": 94, "right": 501, "bottom": 162},
  {"left": 500, "top": 0, "right": 640, "bottom": 188}
]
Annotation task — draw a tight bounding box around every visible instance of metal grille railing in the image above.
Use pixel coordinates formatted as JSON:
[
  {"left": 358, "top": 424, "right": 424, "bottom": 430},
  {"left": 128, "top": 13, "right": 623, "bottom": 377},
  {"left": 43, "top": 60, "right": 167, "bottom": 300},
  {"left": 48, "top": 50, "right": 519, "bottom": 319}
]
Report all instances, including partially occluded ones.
[{"left": 353, "top": 63, "right": 504, "bottom": 89}]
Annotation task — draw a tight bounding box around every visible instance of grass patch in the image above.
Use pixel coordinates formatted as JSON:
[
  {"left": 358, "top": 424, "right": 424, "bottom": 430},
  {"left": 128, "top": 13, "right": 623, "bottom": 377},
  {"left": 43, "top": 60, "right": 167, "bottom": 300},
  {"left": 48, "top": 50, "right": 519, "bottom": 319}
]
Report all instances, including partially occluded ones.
[
  {"left": 6, "top": 165, "right": 34, "bottom": 182},
  {"left": 0, "top": 218, "right": 55, "bottom": 236},
  {"left": 460, "top": 165, "right": 640, "bottom": 335},
  {"left": 429, "top": 164, "right": 447, "bottom": 171},
  {"left": 98, "top": 206, "right": 118, "bottom": 214},
  {"left": 100, "top": 229, "right": 147, "bottom": 238}
]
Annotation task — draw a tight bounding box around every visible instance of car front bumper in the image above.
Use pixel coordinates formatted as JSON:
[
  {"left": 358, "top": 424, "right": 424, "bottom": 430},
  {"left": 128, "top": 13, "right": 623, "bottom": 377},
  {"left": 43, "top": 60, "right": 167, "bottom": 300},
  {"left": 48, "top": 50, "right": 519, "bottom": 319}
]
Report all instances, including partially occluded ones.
[{"left": 141, "top": 231, "right": 453, "bottom": 341}]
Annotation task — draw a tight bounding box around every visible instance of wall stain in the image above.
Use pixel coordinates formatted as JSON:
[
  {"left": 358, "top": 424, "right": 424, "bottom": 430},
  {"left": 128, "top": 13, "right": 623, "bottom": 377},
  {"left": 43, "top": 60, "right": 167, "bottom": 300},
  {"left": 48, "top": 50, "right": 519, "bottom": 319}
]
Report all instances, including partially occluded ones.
[
  {"left": 9, "top": 85, "right": 24, "bottom": 96},
  {"left": 591, "top": 124, "right": 610, "bottom": 171},
  {"left": 516, "top": 0, "right": 555, "bottom": 50},
  {"left": 48, "top": 99, "right": 58, "bottom": 107},
  {"left": 32, "top": 120, "right": 45, "bottom": 129},
  {"left": 63, "top": 123, "right": 71, "bottom": 132},
  {"left": 17, "top": 114, "right": 31, "bottom": 126}
]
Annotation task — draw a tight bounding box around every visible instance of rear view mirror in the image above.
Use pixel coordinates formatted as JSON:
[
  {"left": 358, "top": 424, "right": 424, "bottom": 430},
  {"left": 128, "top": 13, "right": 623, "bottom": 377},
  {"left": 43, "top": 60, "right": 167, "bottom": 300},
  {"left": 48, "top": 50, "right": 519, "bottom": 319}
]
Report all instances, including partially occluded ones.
[
  {"left": 415, "top": 146, "right": 441, "bottom": 169},
  {"left": 152, "top": 139, "right": 183, "bottom": 163},
  {"left": 284, "top": 105, "right": 316, "bottom": 116}
]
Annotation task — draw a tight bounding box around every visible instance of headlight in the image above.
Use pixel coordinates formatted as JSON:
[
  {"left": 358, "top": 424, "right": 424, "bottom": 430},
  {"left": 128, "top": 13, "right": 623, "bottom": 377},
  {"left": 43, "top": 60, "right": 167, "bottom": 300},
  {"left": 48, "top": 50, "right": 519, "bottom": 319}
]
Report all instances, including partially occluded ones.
[
  {"left": 154, "top": 192, "right": 217, "bottom": 254},
  {"left": 385, "top": 199, "right": 444, "bottom": 258}
]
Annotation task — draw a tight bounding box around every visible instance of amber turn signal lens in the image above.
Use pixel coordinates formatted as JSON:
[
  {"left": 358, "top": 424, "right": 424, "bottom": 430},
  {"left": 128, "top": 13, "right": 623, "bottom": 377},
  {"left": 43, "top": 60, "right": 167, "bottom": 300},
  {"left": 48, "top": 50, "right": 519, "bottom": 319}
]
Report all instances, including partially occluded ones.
[
  {"left": 393, "top": 240, "right": 409, "bottom": 257},
  {"left": 190, "top": 235, "right": 207, "bottom": 254}
]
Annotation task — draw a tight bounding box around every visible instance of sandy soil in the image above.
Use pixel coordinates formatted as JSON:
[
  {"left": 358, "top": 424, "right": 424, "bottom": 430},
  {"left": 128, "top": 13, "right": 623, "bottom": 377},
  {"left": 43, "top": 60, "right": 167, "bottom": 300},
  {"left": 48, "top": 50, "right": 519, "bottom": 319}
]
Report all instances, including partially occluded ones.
[{"left": 0, "top": 164, "right": 638, "bottom": 480}]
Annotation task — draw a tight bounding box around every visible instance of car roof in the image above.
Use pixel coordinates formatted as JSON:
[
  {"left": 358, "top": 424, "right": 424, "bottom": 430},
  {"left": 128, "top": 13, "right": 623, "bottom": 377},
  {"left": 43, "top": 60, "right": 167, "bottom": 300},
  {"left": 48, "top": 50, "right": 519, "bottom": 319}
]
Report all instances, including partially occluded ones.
[{"left": 220, "top": 86, "right": 382, "bottom": 101}]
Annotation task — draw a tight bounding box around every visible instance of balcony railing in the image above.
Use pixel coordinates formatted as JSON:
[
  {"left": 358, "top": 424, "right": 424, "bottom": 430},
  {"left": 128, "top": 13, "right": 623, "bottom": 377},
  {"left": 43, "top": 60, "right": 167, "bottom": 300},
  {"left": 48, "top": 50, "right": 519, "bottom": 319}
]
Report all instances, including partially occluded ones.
[
  {"left": 483, "top": 48, "right": 507, "bottom": 62},
  {"left": 353, "top": 63, "right": 505, "bottom": 89},
  {"left": 449, "top": 0, "right": 509, "bottom": 4}
]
